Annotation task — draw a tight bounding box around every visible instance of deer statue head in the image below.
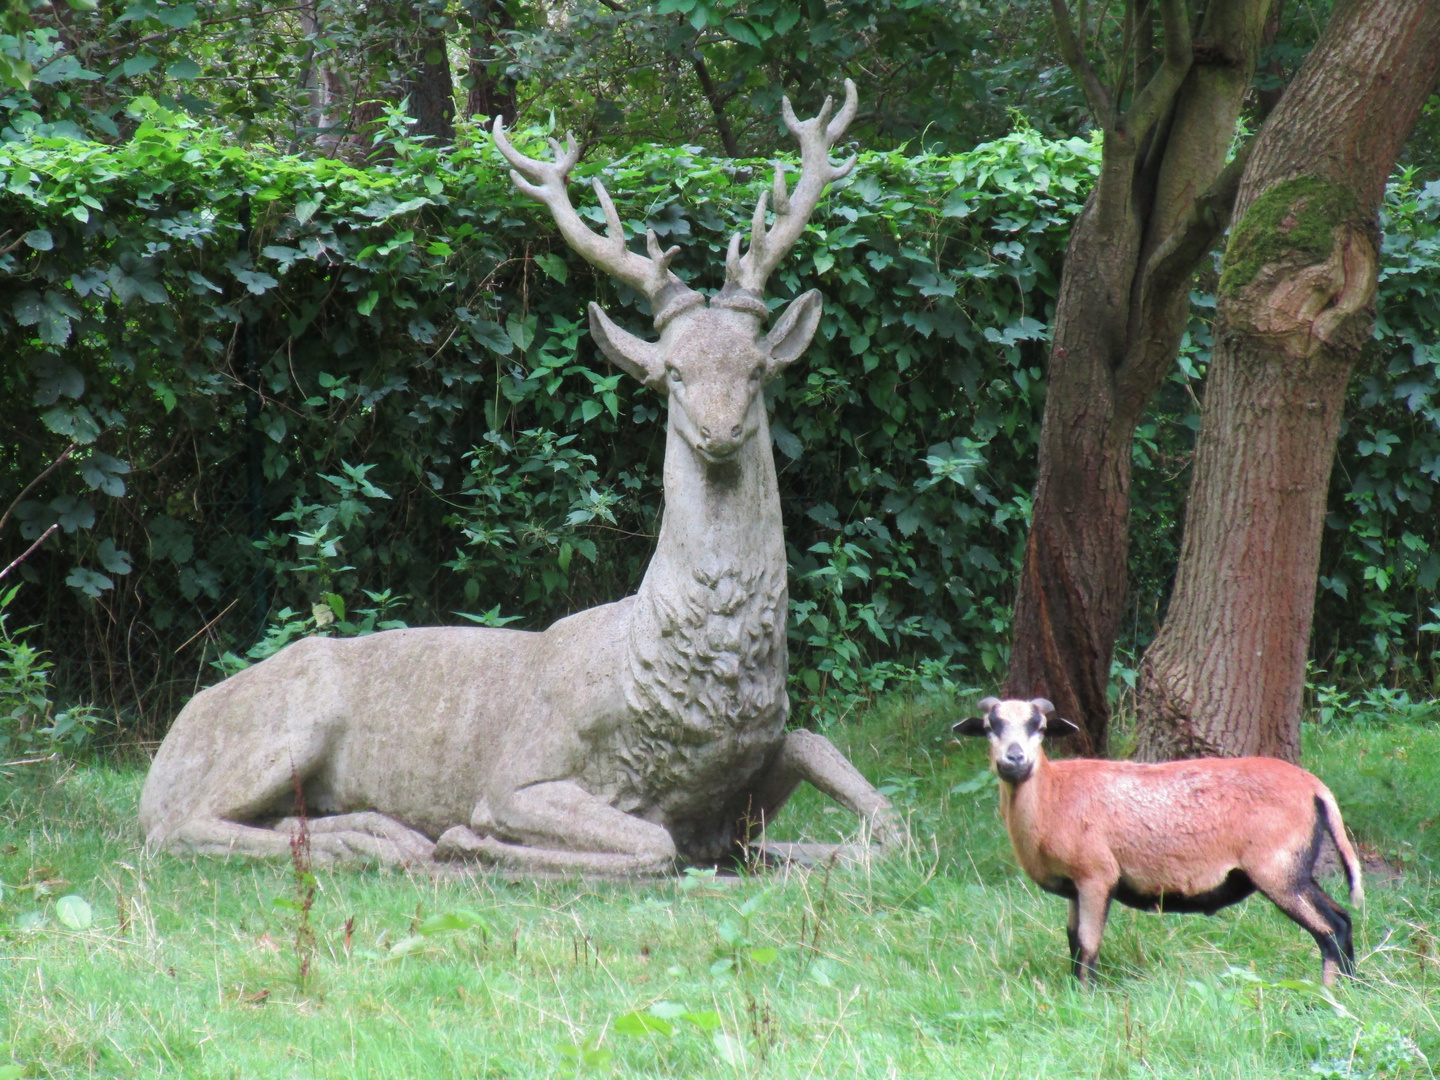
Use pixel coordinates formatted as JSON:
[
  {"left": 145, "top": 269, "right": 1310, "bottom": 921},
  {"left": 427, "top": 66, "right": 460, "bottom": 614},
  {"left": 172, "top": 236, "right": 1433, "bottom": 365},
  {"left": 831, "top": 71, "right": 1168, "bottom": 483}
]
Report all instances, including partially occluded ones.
[{"left": 492, "top": 82, "right": 858, "bottom": 465}]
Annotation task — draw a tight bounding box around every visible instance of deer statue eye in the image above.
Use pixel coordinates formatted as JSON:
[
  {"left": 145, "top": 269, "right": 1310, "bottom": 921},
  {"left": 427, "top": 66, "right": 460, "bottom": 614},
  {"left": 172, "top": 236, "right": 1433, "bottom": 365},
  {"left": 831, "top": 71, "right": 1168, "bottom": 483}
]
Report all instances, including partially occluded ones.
[
  {"left": 750, "top": 365, "right": 764, "bottom": 381},
  {"left": 668, "top": 367, "right": 683, "bottom": 384}
]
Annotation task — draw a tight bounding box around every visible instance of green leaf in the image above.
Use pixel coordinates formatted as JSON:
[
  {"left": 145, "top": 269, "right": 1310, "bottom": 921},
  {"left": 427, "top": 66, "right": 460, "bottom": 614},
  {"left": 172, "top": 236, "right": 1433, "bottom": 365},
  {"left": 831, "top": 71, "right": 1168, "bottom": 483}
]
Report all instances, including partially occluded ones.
[
  {"left": 0, "top": 1064, "right": 23, "bottom": 1080},
  {"left": 748, "top": 946, "right": 779, "bottom": 965},
  {"left": 534, "top": 252, "right": 568, "bottom": 284},
  {"left": 97, "top": 539, "right": 132, "bottom": 574},
  {"left": 166, "top": 58, "right": 200, "bottom": 80},
  {"left": 56, "top": 895, "right": 93, "bottom": 930},
  {"left": 295, "top": 196, "right": 322, "bottom": 224},
  {"left": 357, "top": 290, "right": 379, "bottom": 317},
  {"left": 12, "top": 292, "right": 41, "bottom": 326},
  {"left": 0, "top": 54, "right": 34, "bottom": 91},
  {"left": 386, "top": 934, "right": 428, "bottom": 959},
  {"left": 712, "top": 1032, "right": 748, "bottom": 1066},
  {"left": 158, "top": 3, "right": 196, "bottom": 27},
  {"left": 950, "top": 768, "right": 996, "bottom": 795},
  {"left": 66, "top": 568, "right": 113, "bottom": 597},
  {"left": 122, "top": 54, "right": 159, "bottom": 77},
  {"left": 23, "top": 229, "right": 53, "bottom": 251},
  {"left": 506, "top": 315, "right": 535, "bottom": 352},
  {"left": 723, "top": 17, "right": 762, "bottom": 46},
  {"left": 613, "top": 1010, "right": 674, "bottom": 1037},
  {"left": 680, "top": 1009, "right": 722, "bottom": 1031},
  {"left": 417, "top": 909, "right": 488, "bottom": 935}
]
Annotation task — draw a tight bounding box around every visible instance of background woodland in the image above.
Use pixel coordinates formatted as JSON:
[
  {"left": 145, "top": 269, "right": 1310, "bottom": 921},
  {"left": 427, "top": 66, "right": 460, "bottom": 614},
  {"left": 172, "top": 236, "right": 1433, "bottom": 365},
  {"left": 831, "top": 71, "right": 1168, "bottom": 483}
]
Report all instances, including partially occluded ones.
[{"left": 1, "top": 0, "right": 1438, "bottom": 747}]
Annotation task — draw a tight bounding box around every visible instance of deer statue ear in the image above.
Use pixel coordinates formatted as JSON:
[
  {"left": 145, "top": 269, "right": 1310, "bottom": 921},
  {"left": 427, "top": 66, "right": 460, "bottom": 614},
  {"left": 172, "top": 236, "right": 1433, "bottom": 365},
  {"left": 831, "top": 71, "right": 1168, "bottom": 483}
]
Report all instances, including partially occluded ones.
[
  {"left": 952, "top": 716, "right": 990, "bottom": 737},
  {"left": 1030, "top": 697, "right": 1055, "bottom": 715},
  {"left": 589, "top": 303, "right": 666, "bottom": 390},
  {"left": 761, "top": 290, "right": 824, "bottom": 372}
]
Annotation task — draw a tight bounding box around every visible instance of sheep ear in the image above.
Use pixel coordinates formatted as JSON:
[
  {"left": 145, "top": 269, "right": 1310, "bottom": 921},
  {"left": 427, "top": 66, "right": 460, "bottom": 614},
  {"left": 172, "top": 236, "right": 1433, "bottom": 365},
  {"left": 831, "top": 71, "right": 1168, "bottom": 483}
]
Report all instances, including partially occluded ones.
[
  {"left": 1030, "top": 697, "right": 1055, "bottom": 715},
  {"left": 953, "top": 717, "right": 989, "bottom": 737},
  {"left": 1045, "top": 717, "right": 1081, "bottom": 737},
  {"left": 978, "top": 696, "right": 1001, "bottom": 713}
]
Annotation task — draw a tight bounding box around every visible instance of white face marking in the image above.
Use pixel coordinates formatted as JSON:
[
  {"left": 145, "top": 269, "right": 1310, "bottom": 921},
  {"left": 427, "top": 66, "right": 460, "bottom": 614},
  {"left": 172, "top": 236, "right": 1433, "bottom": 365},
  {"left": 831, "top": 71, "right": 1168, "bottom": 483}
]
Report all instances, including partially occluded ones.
[{"left": 987, "top": 700, "right": 1046, "bottom": 781}]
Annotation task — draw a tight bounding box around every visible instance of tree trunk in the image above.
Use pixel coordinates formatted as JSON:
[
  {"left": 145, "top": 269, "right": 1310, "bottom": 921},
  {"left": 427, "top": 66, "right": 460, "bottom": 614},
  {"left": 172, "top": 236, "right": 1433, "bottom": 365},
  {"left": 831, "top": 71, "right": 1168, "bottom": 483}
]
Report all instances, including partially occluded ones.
[
  {"left": 1135, "top": 0, "right": 1440, "bottom": 762},
  {"left": 1004, "top": 0, "right": 1273, "bottom": 754},
  {"left": 407, "top": 26, "right": 456, "bottom": 143},
  {"left": 464, "top": 0, "right": 516, "bottom": 122}
]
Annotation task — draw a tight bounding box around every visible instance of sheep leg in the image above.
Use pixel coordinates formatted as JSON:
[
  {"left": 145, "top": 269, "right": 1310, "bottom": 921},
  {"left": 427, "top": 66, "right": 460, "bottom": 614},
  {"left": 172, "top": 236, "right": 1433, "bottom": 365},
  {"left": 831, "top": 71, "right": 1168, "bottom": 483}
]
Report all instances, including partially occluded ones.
[
  {"left": 1258, "top": 884, "right": 1350, "bottom": 986},
  {"left": 1066, "top": 898, "right": 1083, "bottom": 977},
  {"left": 1071, "top": 884, "right": 1113, "bottom": 985},
  {"left": 1306, "top": 881, "right": 1356, "bottom": 977}
]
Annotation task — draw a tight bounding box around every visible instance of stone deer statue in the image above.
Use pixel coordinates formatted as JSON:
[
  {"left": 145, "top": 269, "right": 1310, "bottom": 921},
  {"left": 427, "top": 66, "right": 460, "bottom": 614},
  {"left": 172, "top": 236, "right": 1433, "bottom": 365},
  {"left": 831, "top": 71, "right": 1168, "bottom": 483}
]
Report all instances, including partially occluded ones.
[{"left": 139, "top": 81, "right": 900, "bottom": 874}]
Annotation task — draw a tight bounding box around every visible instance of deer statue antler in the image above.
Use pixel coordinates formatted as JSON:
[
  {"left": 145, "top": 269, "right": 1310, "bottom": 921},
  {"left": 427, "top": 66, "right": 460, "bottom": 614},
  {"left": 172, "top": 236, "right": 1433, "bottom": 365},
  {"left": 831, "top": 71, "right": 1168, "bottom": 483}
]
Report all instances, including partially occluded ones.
[
  {"left": 719, "top": 79, "right": 858, "bottom": 309},
  {"left": 491, "top": 120, "right": 705, "bottom": 330}
]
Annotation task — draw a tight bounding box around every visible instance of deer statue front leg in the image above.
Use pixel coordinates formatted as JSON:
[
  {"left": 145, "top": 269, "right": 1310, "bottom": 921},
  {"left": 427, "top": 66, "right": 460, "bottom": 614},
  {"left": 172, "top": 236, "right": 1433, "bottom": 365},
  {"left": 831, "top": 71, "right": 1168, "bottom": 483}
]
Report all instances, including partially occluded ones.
[
  {"left": 434, "top": 781, "right": 678, "bottom": 875},
  {"left": 750, "top": 730, "right": 904, "bottom": 847}
]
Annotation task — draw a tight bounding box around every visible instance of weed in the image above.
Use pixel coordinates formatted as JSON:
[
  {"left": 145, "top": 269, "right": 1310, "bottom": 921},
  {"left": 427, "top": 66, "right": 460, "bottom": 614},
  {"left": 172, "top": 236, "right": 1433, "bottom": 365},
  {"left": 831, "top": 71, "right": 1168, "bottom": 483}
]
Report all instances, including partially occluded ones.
[{"left": 268, "top": 763, "right": 317, "bottom": 993}]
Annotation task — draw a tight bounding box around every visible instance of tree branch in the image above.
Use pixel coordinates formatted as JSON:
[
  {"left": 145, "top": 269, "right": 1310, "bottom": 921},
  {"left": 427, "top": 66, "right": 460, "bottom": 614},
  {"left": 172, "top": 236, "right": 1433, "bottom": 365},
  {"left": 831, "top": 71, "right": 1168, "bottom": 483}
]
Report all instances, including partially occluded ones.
[
  {"left": 1116, "top": 138, "right": 1254, "bottom": 408},
  {"left": 1050, "top": 0, "right": 1115, "bottom": 128},
  {"left": 690, "top": 49, "right": 741, "bottom": 157},
  {"left": 1122, "top": 0, "right": 1191, "bottom": 139},
  {"left": 1144, "top": 137, "right": 1253, "bottom": 290},
  {"left": 0, "top": 444, "right": 76, "bottom": 540},
  {"left": 0, "top": 524, "right": 58, "bottom": 584}
]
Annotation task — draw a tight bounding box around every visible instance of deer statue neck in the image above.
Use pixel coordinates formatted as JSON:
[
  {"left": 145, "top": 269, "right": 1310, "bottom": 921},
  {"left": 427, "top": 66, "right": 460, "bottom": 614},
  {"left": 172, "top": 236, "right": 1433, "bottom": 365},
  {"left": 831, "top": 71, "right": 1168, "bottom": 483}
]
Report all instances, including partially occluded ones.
[{"left": 622, "top": 372, "right": 790, "bottom": 747}]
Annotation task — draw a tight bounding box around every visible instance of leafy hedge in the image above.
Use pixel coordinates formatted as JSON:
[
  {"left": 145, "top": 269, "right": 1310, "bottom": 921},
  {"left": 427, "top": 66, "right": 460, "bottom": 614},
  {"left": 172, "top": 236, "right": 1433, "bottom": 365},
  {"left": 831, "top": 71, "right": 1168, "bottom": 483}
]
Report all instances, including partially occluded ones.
[{"left": 0, "top": 100, "right": 1436, "bottom": 734}]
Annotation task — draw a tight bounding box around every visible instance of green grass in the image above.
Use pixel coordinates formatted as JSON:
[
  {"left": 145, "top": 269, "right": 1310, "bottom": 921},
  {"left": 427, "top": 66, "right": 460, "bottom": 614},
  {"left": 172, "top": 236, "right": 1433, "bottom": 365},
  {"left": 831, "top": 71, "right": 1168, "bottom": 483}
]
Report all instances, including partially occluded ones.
[{"left": 3, "top": 695, "right": 1439, "bottom": 1079}]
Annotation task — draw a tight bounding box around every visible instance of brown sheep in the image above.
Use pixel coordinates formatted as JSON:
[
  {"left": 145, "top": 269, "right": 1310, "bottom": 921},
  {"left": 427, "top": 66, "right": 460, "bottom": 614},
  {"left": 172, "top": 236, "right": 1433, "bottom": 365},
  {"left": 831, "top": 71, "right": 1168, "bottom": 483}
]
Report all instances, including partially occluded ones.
[{"left": 954, "top": 697, "right": 1364, "bottom": 986}]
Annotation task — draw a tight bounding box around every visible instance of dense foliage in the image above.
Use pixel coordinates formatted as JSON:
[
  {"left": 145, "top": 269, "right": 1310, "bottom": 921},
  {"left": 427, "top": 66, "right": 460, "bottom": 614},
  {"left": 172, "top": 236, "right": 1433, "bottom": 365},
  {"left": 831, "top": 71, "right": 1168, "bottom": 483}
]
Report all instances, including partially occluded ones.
[
  {"left": 2, "top": 103, "right": 1437, "bottom": 738},
  {"left": 0, "top": 104, "right": 1088, "bottom": 731}
]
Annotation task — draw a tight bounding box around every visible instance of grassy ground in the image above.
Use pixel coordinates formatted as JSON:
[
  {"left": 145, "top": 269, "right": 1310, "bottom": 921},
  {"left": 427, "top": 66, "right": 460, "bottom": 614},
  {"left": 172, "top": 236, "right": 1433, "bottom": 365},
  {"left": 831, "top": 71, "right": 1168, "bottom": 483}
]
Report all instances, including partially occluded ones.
[{"left": 2, "top": 694, "right": 1439, "bottom": 1079}]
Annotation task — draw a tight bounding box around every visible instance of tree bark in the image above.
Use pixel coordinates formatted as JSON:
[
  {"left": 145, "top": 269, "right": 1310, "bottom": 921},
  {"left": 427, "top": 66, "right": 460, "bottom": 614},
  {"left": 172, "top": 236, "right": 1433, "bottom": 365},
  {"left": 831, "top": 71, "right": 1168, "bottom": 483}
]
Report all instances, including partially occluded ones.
[
  {"left": 1135, "top": 0, "right": 1440, "bottom": 762},
  {"left": 690, "top": 49, "right": 740, "bottom": 157},
  {"left": 1004, "top": 0, "right": 1273, "bottom": 754},
  {"left": 464, "top": 0, "right": 516, "bottom": 122},
  {"left": 407, "top": 25, "right": 456, "bottom": 143}
]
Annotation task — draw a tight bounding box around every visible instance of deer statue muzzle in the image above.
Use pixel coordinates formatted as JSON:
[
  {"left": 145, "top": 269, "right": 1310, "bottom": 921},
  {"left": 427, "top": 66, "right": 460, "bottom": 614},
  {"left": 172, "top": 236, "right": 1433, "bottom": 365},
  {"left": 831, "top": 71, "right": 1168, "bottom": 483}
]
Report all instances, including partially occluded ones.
[{"left": 137, "top": 81, "right": 902, "bottom": 875}]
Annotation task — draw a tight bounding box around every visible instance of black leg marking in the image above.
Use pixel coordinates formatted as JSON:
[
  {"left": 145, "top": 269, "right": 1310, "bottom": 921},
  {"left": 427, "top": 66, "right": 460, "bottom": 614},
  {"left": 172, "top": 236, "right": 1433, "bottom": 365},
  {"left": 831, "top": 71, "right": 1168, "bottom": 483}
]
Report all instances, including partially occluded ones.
[
  {"left": 1308, "top": 882, "right": 1356, "bottom": 976},
  {"left": 1262, "top": 885, "right": 1349, "bottom": 985}
]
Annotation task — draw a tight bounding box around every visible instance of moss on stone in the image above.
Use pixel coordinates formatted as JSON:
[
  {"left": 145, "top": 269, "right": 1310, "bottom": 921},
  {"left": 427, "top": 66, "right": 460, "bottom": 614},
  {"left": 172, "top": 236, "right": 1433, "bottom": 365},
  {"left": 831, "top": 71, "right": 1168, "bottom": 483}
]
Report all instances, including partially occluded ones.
[{"left": 1218, "top": 175, "right": 1359, "bottom": 295}]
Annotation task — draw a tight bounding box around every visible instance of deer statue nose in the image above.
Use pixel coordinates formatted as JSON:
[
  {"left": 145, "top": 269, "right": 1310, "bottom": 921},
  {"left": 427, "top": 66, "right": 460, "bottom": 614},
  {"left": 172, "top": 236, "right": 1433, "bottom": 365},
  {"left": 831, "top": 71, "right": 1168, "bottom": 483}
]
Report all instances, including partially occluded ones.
[
  {"left": 730, "top": 424, "right": 742, "bottom": 439},
  {"left": 700, "top": 425, "right": 713, "bottom": 439}
]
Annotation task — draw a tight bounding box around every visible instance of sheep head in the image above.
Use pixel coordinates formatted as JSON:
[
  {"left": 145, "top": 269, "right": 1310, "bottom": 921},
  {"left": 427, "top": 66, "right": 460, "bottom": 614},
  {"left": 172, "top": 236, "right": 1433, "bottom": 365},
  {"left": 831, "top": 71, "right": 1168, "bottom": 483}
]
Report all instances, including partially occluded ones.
[{"left": 954, "top": 697, "right": 1080, "bottom": 783}]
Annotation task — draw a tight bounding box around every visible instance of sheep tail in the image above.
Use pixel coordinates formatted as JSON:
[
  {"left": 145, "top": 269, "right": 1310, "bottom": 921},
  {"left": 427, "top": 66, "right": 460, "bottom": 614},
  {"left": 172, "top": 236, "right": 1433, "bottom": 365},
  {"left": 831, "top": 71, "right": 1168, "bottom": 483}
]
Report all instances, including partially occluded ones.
[{"left": 1317, "top": 789, "right": 1364, "bottom": 907}]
